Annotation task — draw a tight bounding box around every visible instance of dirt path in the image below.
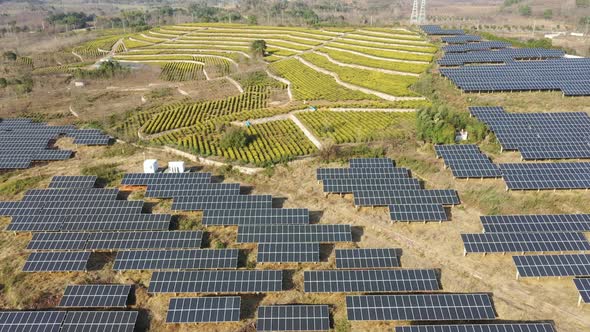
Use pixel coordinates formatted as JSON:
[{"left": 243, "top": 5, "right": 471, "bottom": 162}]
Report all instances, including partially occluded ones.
[
  {"left": 288, "top": 113, "right": 323, "bottom": 149},
  {"left": 323, "top": 46, "right": 429, "bottom": 64},
  {"left": 68, "top": 105, "right": 79, "bottom": 118},
  {"left": 225, "top": 76, "right": 244, "bottom": 93},
  {"left": 295, "top": 56, "right": 425, "bottom": 101},
  {"left": 265, "top": 69, "right": 293, "bottom": 102},
  {"left": 71, "top": 51, "right": 83, "bottom": 62},
  {"left": 312, "top": 51, "right": 420, "bottom": 77}
]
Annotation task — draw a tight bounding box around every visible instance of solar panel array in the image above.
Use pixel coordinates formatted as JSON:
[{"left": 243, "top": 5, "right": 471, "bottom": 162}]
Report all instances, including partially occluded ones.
[
  {"left": 257, "top": 305, "right": 330, "bottom": 332},
  {"left": 346, "top": 294, "right": 496, "bottom": 321},
  {"left": 481, "top": 214, "right": 590, "bottom": 233},
  {"left": 513, "top": 254, "right": 590, "bottom": 278},
  {"left": 335, "top": 248, "right": 400, "bottom": 269},
  {"left": 441, "top": 58, "right": 590, "bottom": 96},
  {"left": 395, "top": 324, "right": 557, "bottom": 332},
  {"left": 0, "top": 311, "right": 137, "bottom": 332},
  {"left": 0, "top": 118, "right": 111, "bottom": 170},
  {"left": 469, "top": 106, "right": 590, "bottom": 160},
  {"left": 462, "top": 232, "right": 590, "bottom": 254},
  {"left": 172, "top": 194, "right": 273, "bottom": 211},
  {"left": 574, "top": 278, "right": 590, "bottom": 304},
  {"left": 203, "top": 208, "right": 309, "bottom": 226},
  {"left": 237, "top": 224, "right": 352, "bottom": 243},
  {"left": 166, "top": 297, "right": 241, "bottom": 323},
  {"left": 434, "top": 144, "right": 502, "bottom": 178},
  {"left": 58, "top": 284, "right": 131, "bottom": 308},
  {"left": 27, "top": 231, "right": 203, "bottom": 251},
  {"left": 318, "top": 158, "right": 460, "bottom": 222},
  {"left": 441, "top": 35, "right": 481, "bottom": 44},
  {"left": 421, "top": 25, "right": 465, "bottom": 35},
  {"left": 149, "top": 270, "right": 283, "bottom": 293},
  {"left": 500, "top": 163, "right": 590, "bottom": 190},
  {"left": 439, "top": 48, "right": 564, "bottom": 66},
  {"left": 49, "top": 176, "right": 97, "bottom": 189},
  {"left": 257, "top": 243, "right": 320, "bottom": 263},
  {"left": 304, "top": 269, "right": 440, "bottom": 293},
  {"left": 23, "top": 251, "right": 91, "bottom": 272},
  {"left": 443, "top": 41, "right": 511, "bottom": 53}
]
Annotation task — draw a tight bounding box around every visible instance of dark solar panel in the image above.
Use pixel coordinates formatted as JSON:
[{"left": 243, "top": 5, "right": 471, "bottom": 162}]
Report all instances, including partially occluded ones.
[
  {"left": 149, "top": 270, "right": 283, "bottom": 293},
  {"left": 346, "top": 294, "right": 496, "bottom": 321},
  {"left": 462, "top": 232, "right": 590, "bottom": 253},
  {"left": 335, "top": 248, "right": 400, "bottom": 269},
  {"left": 145, "top": 183, "right": 240, "bottom": 198},
  {"left": 49, "top": 176, "right": 97, "bottom": 189},
  {"left": 166, "top": 297, "right": 241, "bottom": 323},
  {"left": 354, "top": 190, "right": 460, "bottom": 207},
  {"left": 27, "top": 232, "right": 89, "bottom": 251},
  {"left": 395, "top": 324, "right": 557, "bottom": 332},
  {"left": 61, "top": 311, "right": 137, "bottom": 332},
  {"left": 85, "top": 231, "right": 202, "bottom": 250},
  {"left": 257, "top": 305, "right": 330, "bottom": 332},
  {"left": 121, "top": 172, "right": 212, "bottom": 186},
  {"left": 323, "top": 178, "right": 421, "bottom": 194},
  {"left": 8, "top": 214, "right": 171, "bottom": 232},
  {"left": 22, "top": 251, "right": 90, "bottom": 272},
  {"left": 59, "top": 284, "right": 131, "bottom": 308},
  {"left": 0, "top": 311, "right": 66, "bottom": 332},
  {"left": 574, "top": 278, "right": 590, "bottom": 304},
  {"left": 257, "top": 243, "right": 320, "bottom": 263},
  {"left": 171, "top": 194, "right": 273, "bottom": 211},
  {"left": 513, "top": 254, "right": 590, "bottom": 277},
  {"left": 316, "top": 167, "right": 410, "bottom": 180},
  {"left": 237, "top": 224, "right": 352, "bottom": 243},
  {"left": 22, "top": 188, "right": 119, "bottom": 202},
  {"left": 481, "top": 214, "right": 590, "bottom": 233},
  {"left": 203, "top": 208, "right": 309, "bottom": 226},
  {"left": 113, "top": 249, "right": 238, "bottom": 270},
  {"left": 304, "top": 269, "right": 439, "bottom": 292}
]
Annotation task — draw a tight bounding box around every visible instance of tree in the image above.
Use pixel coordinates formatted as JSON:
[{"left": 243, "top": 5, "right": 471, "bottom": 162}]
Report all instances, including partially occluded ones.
[
  {"left": 220, "top": 127, "right": 250, "bottom": 149},
  {"left": 0, "top": 78, "right": 7, "bottom": 88},
  {"left": 250, "top": 40, "right": 267, "bottom": 57},
  {"left": 248, "top": 15, "right": 258, "bottom": 25},
  {"left": 543, "top": 9, "right": 553, "bottom": 19},
  {"left": 519, "top": 5, "right": 532, "bottom": 16},
  {"left": 3, "top": 51, "right": 16, "bottom": 61}
]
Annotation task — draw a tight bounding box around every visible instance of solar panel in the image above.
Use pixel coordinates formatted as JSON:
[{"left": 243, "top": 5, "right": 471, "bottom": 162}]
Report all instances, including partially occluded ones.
[
  {"left": 441, "top": 35, "right": 481, "bottom": 43},
  {"left": 0, "top": 311, "right": 66, "bottom": 332},
  {"left": 389, "top": 204, "right": 448, "bottom": 222},
  {"left": 59, "top": 284, "right": 132, "bottom": 308},
  {"left": 203, "top": 208, "right": 309, "bottom": 226},
  {"left": 22, "top": 188, "right": 119, "bottom": 202},
  {"left": 49, "top": 176, "right": 97, "bottom": 189},
  {"left": 113, "top": 249, "right": 238, "bottom": 270},
  {"left": 335, "top": 248, "right": 400, "bottom": 269},
  {"left": 574, "top": 278, "right": 590, "bottom": 304},
  {"left": 346, "top": 294, "right": 496, "bottom": 321},
  {"left": 121, "top": 172, "right": 212, "bottom": 186},
  {"left": 85, "top": 231, "right": 202, "bottom": 250},
  {"left": 481, "top": 214, "right": 590, "bottom": 233},
  {"left": 257, "top": 243, "right": 320, "bottom": 263},
  {"left": 317, "top": 167, "right": 409, "bottom": 180},
  {"left": 172, "top": 194, "right": 273, "bottom": 211},
  {"left": 439, "top": 48, "right": 564, "bottom": 66},
  {"left": 354, "top": 190, "right": 460, "bottom": 207},
  {"left": 166, "top": 297, "right": 241, "bottom": 323},
  {"left": 237, "top": 224, "right": 352, "bottom": 243},
  {"left": 322, "top": 178, "right": 421, "bottom": 194},
  {"left": 145, "top": 183, "right": 240, "bottom": 198},
  {"left": 27, "top": 232, "right": 89, "bottom": 251},
  {"left": 149, "top": 270, "right": 283, "bottom": 293},
  {"left": 421, "top": 25, "right": 465, "bottom": 35},
  {"left": 257, "top": 305, "right": 330, "bottom": 332},
  {"left": 462, "top": 232, "right": 590, "bottom": 253},
  {"left": 349, "top": 158, "right": 395, "bottom": 168},
  {"left": 304, "top": 269, "right": 439, "bottom": 293},
  {"left": 61, "top": 311, "right": 137, "bottom": 332},
  {"left": 395, "top": 324, "right": 557, "bottom": 332},
  {"left": 513, "top": 254, "right": 590, "bottom": 278},
  {"left": 22, "top": 251, "right": 90, "bottom": 272}
]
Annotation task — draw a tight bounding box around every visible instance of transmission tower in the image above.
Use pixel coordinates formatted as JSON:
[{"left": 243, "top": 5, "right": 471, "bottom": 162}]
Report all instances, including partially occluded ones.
[{"left": 410, "top": 0, "right": 427, "bottom": 25}]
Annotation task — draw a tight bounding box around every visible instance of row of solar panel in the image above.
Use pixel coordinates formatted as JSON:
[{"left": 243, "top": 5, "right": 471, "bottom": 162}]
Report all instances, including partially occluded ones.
[
  {"left": 435, "top": 144, "right": 502, "bottom": 178},
  {"left": 0, "top": 311, "right": 137, "bottom": 331}
]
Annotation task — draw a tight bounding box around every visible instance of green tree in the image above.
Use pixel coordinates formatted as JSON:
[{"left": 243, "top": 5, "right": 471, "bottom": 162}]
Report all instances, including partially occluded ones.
[
  {"left": 250, "top": 39, "right": 267, "bottom": 57},
  {"left": 0, "top": 78, "right": 7, "bottom": 88},
  {"left": 248, "top": 15, "right": 258, "bottom": 25},
  {"left": 220, "top": 127, "right": 250, "bottom": 149},
  {"left": 543, "top": 9, "right": 553, "bottom": 19},
  {"left": 3, "top": 51, "right": 16, "bottom": 61},
  {"left": 577, "top": 0, "right": 590, "bottom": 8},
  {"left": 519, "top": 5, "right": 532, "bottom": 16}
]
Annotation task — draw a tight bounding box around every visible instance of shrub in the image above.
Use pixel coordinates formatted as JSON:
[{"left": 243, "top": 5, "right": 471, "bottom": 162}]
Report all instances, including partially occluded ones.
[
  {"left": 219, "top": 127, "right": 250, "bottom": 149},
  {"left": 416, "top": 104, "right": 489, "bottom": 144}
]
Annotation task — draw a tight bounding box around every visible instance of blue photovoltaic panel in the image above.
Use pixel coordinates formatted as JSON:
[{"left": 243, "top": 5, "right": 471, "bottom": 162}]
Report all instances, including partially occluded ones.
[
  {"left": 354, "top": 189, "right": 459, "bottom": 206},
  {"left": 0, "top": 311, "right": 66, "bottom": 332},
  {"left": 121, "top": 172, "right": 212, "bottom": 186},
  {"left": 85, "top": 231, "right": 202, "bottom": 250},
  {"left": 441, "top": 35, "right": 481, "bottom": 44},
  {"left": 145, "top": 183, "right": 241, "bottom": 198},
  {"left": 61, "top": 311, "right": 137, "bottom": 332},
  {"left": 346, "top": 294, "right": 496, "bottom": 321},
  {"left": 443, "top": 41, "right": 511, "bottom": 53},
  {"left": 336, "top": 248, "right": 400, "bottom": 269},
  {"left": 237, "top": 224, "right": 352, "bottom": 243},
  {"left": 49, "top": 176, "right": 97, "bottom": 189},
  {"left": 574, "top": 278, "right": 590, "bottom": 304},
  {"left": 166, "top": 297, "right": 241, "bottom": 323},
  {"left": 113, "top": 249, "right": 238, "bottom": 270},
  {"left": 395, "top": 324, "right": 557, "bottom": 332},
  {"left": 439, "top": 48, "right": 564, "bottom": 66},
  {"left": 203, "top": 208, "right": 309, "bottom": 226},
  {"left": 23, "top": 251, "right": 90, "bottom": 272},
  {"left": 513, "top": 254, "right": 590, "bottom": 277},
  {"left": 323, "top": 178, "right": 421, "bottom": 194},
  {"left": 421, "top": 25, "right": 465, "bottom": 35},
  {"left": 389, "top": 204, "right": 448, "bottom": 222},
  {"left": 481, "top": 214, "right": 590, "bottom": 233},
  {"left": 257, "top": 243, "right": 320, "bottom": 263},
  {"left": 462, "top": 232, "right": 590, "bottom": 253},
  {"left": 59, "top": 284, "right": 132, "bottom": 308},
  {"left": 171, "top": 195, "right": 273, "bottom": 211}
]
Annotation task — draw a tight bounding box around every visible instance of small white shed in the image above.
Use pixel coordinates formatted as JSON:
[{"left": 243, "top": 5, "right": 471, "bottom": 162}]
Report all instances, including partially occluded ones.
[
  {"left": 168, "top": 161, "right": 185, "bottom": 173},
  {"left": 143, "top": 159, "right": 158, "bottom": 174}
]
